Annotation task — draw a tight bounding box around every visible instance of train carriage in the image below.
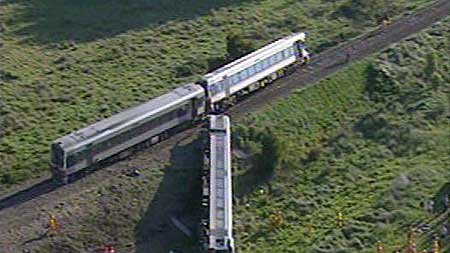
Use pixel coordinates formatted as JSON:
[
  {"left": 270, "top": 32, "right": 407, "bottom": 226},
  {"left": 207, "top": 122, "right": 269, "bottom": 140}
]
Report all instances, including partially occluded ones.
[
  {"left": 201, "top": 32, "right": 310, "bottom": 110},
  {"left": 50, "top": 32, "right": 310, "bottom": 184},
  {"left": 50, "top": 83, "right": 205, "bottom": 183},
  {"left": 201, "top": 115, "right": 234, "bottom": 253}
]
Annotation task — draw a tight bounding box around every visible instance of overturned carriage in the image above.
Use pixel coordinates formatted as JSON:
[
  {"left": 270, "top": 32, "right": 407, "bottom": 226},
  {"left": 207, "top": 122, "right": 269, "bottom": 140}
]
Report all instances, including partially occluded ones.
[{"left": 201, "top": 115, "right": 234, "bottom": 253}]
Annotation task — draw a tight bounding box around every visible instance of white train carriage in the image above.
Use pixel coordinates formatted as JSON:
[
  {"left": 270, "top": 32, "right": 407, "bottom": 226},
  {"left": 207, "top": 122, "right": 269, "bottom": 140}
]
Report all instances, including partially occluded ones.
[
  {"left": 50, "top": 83, "right": 205, "bottom": 183},
  {"left": 201, "top": 32, "right": 310, "bottom": 109},
  {"left": 203, "top": 115, "right": 234, "bottom": 253}
]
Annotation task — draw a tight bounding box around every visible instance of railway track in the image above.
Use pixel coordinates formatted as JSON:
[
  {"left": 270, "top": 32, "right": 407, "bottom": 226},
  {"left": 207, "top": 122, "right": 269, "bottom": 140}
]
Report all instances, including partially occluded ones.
[
  {"left": 228, "top": 0, "right": 450, "bottom": 115},
  {"left": 0, "top": 0, "right": 448, "bottom": 251}
]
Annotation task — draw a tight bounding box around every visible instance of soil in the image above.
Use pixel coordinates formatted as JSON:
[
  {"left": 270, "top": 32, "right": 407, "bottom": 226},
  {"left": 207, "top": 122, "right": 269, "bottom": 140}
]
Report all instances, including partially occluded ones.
[{"left": 0, "top": 1, "right": 448, "bottom": 252}]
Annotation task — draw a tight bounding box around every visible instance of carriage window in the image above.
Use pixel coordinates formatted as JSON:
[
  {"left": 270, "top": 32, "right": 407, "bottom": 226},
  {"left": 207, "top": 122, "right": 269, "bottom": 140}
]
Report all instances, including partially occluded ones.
[
  {"left": 91, "top": 106, "right": 186, "bottom": 156},
  {"left": 210, "top": 84, "right": 219, "bottom": 95},
  {"left": 283, "top": 48, "right": 291, "bottom": 58},
  {"left": 255, "top": 62, "right": 262, "bottom": 72},
  {"left": 212, "top": 81, "right": 223, "bottom": 94},
  {"left": 269, "top": 55, "right": 277, "bottom": 65},
  {"left": 67, "top": 150, "right": 84, "bottom": 168},
  {"left": 262, "top": 58, "right": 269, "bottom": 69},
  {"left": 276, "top": 52, "right": 283, "bottom": 62},
  {"left": 248, "top": 66, "right": 255, "bottom": 75},
  {"left": 240, "top": 70, "right": 248, "bottom": 80},
  {"left": 232, "top": 74, "right": 240, "bottom": 84},
  {"left": 216, "top": 81, "right": 222, "bottom": 91}
]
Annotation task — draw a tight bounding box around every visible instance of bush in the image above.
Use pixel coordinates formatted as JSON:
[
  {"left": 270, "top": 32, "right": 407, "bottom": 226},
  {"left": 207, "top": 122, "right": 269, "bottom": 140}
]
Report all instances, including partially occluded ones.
[
  {"left": 174, "top": 64, "right": 193, "bottom": 78},
  {"left": 0, "top": 169, "right": 30, "bottom": 185},
  {"left": 226, "top": 32, "right": 255, "bottom": 61},
  {"left": 365, "top": 64, "right": 400, "bottom": 103},
  {"left": 174, "top": 57, "right": 208, "bottom": 78},
  {"left": 336, "top": 0, "right": 405, "bottom": 23},
  {"left": 206, "top": 55, "right": 227, "bottom": 72}
]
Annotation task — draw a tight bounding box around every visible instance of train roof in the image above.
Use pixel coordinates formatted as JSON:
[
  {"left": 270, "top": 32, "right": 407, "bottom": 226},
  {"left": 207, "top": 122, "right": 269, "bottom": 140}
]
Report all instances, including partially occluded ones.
[
  {"left": 202, "top": 32, "right": 306, "bottom": 84},
  {"left": 54, "top": 83, "right": 203, "bottom": 151},
  {"left": 208, "top": 114, "right": 233, "bottom": 249}
]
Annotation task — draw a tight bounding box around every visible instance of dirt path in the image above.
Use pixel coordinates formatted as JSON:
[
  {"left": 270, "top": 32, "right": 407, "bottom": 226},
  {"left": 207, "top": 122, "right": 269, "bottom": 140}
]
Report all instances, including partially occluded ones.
[{"left": 0, "top": 1, "right": 448, "bottom": 252}]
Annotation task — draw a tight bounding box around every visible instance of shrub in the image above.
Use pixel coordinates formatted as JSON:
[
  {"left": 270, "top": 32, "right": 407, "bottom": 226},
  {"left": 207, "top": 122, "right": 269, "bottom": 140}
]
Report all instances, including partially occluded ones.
[
  {"left": 335, "top": 0, "right": 405, "bottom": 23},
  {"left": 365, "top": 64, "right": 400, "bottom": 103},
  {"left": 226, "top": 32, "right": 255, "bottom": 61}
]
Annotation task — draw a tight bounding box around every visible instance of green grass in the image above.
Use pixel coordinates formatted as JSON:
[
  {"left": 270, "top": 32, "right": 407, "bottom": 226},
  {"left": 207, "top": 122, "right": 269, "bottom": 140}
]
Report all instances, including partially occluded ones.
[
  {"left": 0, "top": 0, "right": 436, "bottom": 186},
  {"left": 22, "top": 19, "right": 448, "bottom": 253},
  {"left": 233, "top": 19, "right": 449, "bottom": 253}
]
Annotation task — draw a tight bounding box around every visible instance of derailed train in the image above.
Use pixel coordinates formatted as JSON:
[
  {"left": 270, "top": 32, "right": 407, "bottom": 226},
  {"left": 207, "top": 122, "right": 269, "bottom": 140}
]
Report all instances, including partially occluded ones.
[
  {"left": 201, "top": 115, "right": 234, "bottom": 253},
  {"left": 50, "top": 32, "right": 310, "bottom": 183}
]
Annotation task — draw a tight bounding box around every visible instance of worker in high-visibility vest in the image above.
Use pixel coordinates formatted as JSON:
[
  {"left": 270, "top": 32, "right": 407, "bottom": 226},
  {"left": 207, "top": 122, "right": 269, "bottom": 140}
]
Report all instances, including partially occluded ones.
[
  {"left": 270, "top": 211, "right": 284, "bottom": 228},
  {"left": 407, "top": 226, "right": 415, "bottom": 242},
  {"left": 337, "top": 211, "right": 344, "bottom": 228},
  {"left": 382, "top": 19, "right": 391, "bottom": 27},
  {"left": 103, "top": 245, "right": 116, "bottom": 253},
  {"left": 48, "top": 214, "right": 59, "bottom": 235},
  {"left": 433, "top": 239, "right": 440, "bottom": 253},
  {"left": 376, "top": 240, "right": 384, "bottom": 253}
]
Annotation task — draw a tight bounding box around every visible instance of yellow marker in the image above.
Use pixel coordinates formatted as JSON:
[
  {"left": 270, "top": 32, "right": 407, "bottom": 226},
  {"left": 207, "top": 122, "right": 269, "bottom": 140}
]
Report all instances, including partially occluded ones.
[
  {"left": 433, "top": 239, "right": 440, "bottom": 253},
  {"left": 407, "top": 226, "right": 415, "bottom": 243},
  {"left": 376, "top": 240, "right": 384, "bottom": 253},
  {"left": 270, "top": 211, "right": 284, "bottom": 228},
  {"left": 49, "top": 214, "right": 59, "bottom": 234},
  {"left": 406, "top": 242, "right": 417, "bottom": 253},
  {"left": 337, "top": 211, "right": 344, "bottom": 227}
]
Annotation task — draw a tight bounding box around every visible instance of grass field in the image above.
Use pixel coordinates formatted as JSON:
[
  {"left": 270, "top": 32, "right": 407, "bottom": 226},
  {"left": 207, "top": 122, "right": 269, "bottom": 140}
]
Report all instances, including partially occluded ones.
[
  {"left": 19, "top": 19, "right": 448, "bottom": 253},
  {"left": 0, "top": 0, "right": 435, "bottom": 186},
  {"left": 232, "top": 19, "right": 449, "bottom": 252}
]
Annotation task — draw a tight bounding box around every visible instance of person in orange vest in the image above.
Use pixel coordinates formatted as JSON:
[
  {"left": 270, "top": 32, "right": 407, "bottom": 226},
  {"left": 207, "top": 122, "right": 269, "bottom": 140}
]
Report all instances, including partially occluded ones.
[
  {"left": 381, "top": 14, "right": 391, "bottom": 28},
  {"left": 376, "top": 240, "right": 384, "bottom": 253},
  {"left": 337, "top": 211, "right": 344, "bottom": 228},
  {"left": 270, "top": 210, "right": 284, "bottom": 228},
  {"left": 345, "top": 50, "right": 351, "bottom": 63},
  {"left": 103, "top": 245, "right": 116, "bottom": 253},
  {"left": 48, "top": 214, "right": 59, "bottom": 236},
  {"left": 407, "top": 226, "right": 414, "bottom": 239},
  {"left": 432, "top": 239, "right": 440, "bottom": 253}
]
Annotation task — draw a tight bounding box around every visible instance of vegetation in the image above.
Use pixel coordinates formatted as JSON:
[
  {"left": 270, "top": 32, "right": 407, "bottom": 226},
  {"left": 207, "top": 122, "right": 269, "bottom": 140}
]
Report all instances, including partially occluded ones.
[
  {"left": 0, "top": 0, "right": 435, "bottom": 186},
  {"left": 232, "top": 19, "right": 449, "bottom": 252}
]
